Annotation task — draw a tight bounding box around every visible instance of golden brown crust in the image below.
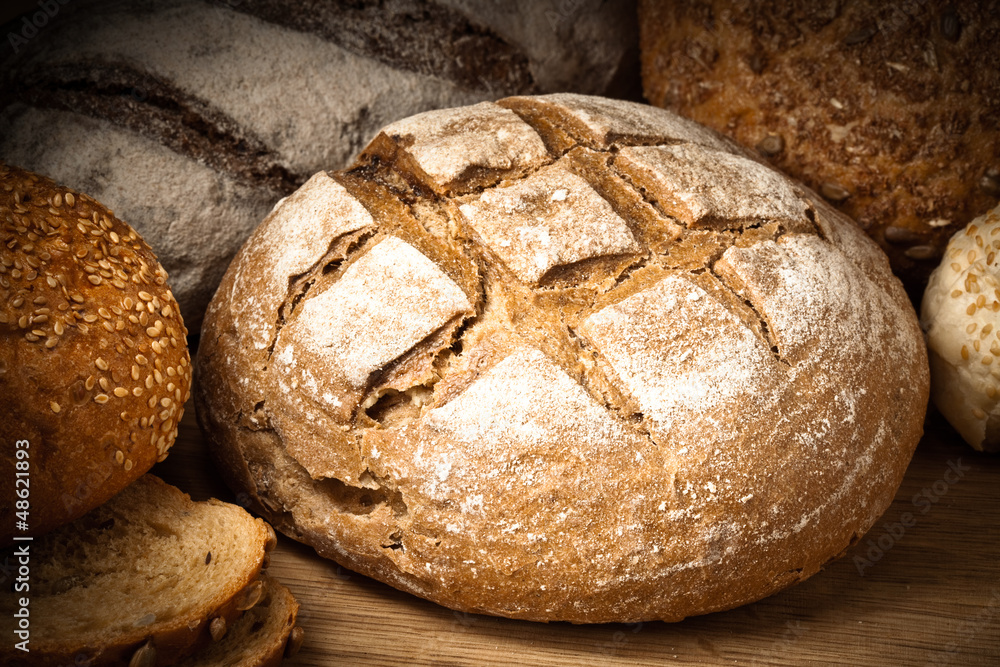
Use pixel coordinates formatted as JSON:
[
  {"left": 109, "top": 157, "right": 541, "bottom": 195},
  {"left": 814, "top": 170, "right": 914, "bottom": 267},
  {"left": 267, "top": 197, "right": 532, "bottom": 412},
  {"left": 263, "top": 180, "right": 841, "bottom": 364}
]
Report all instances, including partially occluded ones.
[
  {"left": 0, "top": 163, "right": 192, "bottom": 546},
  {"left": 639, "top": 0, "right": 1000, "bottom": 294},
  {"left": 196, "top": 94, "right": 928, "bottom": 623}
]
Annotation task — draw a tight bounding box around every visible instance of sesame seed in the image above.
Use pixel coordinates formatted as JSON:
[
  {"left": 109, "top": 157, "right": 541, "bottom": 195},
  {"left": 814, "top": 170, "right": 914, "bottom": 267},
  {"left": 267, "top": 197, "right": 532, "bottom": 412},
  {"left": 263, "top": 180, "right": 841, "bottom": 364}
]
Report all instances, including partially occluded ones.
[
  {"left": 120, "top": 411, "right": 129, "bottom": 421},
  {"left": 87, "top": 275, "right": 102, "bottom": 285},
  {"left": 975, "top": 340, "right": 982, "bottom": 352},
  {"left": 952, "top": 262, "right": 963, "bottom": 272},
  {"left": 951, "top": 289, "right": 963, "bottom": 298},
  {"left": 984, "top": 356, "right": 994, "bottom": 366},
  {"left": 94, "top": 394, "right": 110, "bottom": 404},
  {"left": 967, "top": 323, "right": 978, "bottom": 334},
  {"left": 145, "top": 375, "right": 154, "bottom": 389},
  {"left": 99, "top": 378, "right": 110, "bottom": 392},
  {"left": 98, "top": 307, "right": 111, "bottom": 319},
  {"left": 124, "top": 459, "right": 133, "bottom": 472},
  {"left": 83, "top": 314, "right": 98, "bottom": 323},
  {"left": 50, "top": 401, "right": 60, "bottom": 413},
  {"left": 113, "top": 387, "right": 128, "bottom": 398},
  {"left": 146, "top": 327, "right": 159, "bottom": 337},
  {"left": 102, "top": 321, "right": 114, "bottom": 332},
  {"left": 147, "top": 396, "right": 157, "bottom": 409},
  {"left": 138, "top": 291, "right": 152, "bottom": 301},
  {"left": 160, "top": 397, "right": 172, "bottom": 408},
  {"left": 984, "top": 324, "right": 994, "bottom": 336},
  {"left": 46, "top": 276, "right": 57, "bottom": 288},
  {"left": 54, "top": 321, "right": 64, "bottom": 335},
  {"left": 45, "top": 337, "right": 57, "bottom": 348},
  {"left": 973, "top": 407, "right": 986, "bottom": 420},
  {"left": 136, "top": 354, "right": 148, "bottom": 365},
  {"left": 31, "top": 329, "right": 45, "bottom": 336},
  {"left": 65, "top": 192, "right": 75, "bottom": 207},
  {"left": 115, "top": 450, "right": 124, "bottom": 464},
  {"left": 967, "top": 304, "right": 977, "bottom": 316},
  {"left": 154, "top": 370, "right": 163, "bottom": 384},
  {"left": 95, "top": 358, "right": 109, "bottom": 371},
  {"left": 962, "top": 345, "right": 970, "bottom": 360},
  {"left": 133, "top": 387, "right": 143, "bottom": 397}
]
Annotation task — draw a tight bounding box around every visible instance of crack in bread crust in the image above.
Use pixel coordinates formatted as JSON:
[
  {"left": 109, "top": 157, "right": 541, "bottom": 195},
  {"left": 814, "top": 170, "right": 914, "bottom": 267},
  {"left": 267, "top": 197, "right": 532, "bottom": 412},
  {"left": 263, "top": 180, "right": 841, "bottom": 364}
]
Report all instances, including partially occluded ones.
[{"left": 196, "top": 94, "right": 929, "bottom": 624}]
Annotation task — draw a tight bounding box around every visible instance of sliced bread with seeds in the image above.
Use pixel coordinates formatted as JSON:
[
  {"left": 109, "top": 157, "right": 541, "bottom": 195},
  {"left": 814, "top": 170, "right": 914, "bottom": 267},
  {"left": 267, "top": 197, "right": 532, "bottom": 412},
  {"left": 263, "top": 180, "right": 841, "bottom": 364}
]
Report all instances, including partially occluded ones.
[
  {"left": 176, "top": 575, "right": 302, "bottom": 667},
  {"left": 0, "top": 475, "right": 274, "bottom": 667}
]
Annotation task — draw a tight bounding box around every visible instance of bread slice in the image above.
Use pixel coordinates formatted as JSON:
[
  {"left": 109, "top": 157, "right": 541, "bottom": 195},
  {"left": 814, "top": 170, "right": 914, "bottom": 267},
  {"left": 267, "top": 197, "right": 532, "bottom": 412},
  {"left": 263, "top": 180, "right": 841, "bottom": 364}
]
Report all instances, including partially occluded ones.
[
  {"left": 1, "top": 475, "right": 270, "bottom": 667},
  {"left": 176, "top": 575, "right": 301, "bottom": 667}
]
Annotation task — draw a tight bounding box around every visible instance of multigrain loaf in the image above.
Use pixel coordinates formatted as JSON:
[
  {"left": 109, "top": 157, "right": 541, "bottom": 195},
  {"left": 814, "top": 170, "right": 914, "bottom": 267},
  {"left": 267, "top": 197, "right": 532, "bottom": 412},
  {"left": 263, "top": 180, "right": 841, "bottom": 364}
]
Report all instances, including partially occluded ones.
[
  {"left": 638, "top": 0, "right": 1000, "bottom": 295},
  {"left": 0, "top": 163, "right": 190, "bottom": 546},
  {"left": 196, "top": 94, "right": 929, "bottom": 623},
  {"left": 0, "top": 475, "right": 274, "bottom": 667},
  {"left": 0, "top": 0, "right": 638, "bottom": 328}
]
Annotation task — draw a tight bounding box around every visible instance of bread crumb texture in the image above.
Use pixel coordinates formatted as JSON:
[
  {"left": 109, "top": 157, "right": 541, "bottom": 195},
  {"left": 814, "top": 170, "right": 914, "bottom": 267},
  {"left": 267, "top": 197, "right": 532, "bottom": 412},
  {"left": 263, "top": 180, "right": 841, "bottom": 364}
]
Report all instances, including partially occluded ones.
[
  {"left": 0, "top": 164, "right": 191, "bottom": 546},
  {"left": 196, "top": 93, "right": 929, "bottom": 623},
  {"left": 638, "top": 0, "right": 1000, "bottom": 293},
  {"left": 0, "top": 475, "right": 269, "bottom": 667},
  {"left": 922, "top": 203, "right": 1000, "bottom": 451}
]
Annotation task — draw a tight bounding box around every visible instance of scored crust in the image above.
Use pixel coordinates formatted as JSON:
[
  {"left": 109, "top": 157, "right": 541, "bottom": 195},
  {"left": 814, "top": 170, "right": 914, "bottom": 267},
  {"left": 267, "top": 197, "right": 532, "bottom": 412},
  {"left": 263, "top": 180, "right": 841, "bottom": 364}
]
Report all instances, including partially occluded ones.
[{"left": 196, "top": 93, "right": 929, "bottom": 623}]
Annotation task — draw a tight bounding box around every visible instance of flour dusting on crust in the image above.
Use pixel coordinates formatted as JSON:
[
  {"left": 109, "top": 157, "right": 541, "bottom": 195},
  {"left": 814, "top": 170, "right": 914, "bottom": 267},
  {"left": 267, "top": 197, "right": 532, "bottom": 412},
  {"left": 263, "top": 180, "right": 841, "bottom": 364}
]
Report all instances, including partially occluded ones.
[
  {"left": 459, "top": 163, "right": 640, "bottom": 283},
  {"left": 292, "top": 236, "right": 473, "bottom": 388}
]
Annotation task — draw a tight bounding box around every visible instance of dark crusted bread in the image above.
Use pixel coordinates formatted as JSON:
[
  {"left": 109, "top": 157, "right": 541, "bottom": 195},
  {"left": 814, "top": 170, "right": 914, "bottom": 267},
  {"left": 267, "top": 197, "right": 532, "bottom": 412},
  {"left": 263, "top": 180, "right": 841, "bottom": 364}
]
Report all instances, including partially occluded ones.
[
  {"left": 196, "top": 94, "right": 928, "bottom": 623},
  {"left": 639, "top": 0, "right": 1000, "bottom": 295},
  {"left": 0, "top": 475, "right": 272, "bottom": 667},
  {"left": 176, "top": 576, "right": 302, "bottom": 667},
  {"left": 0, "top": 163, "right": 191, "bottom": 546},
  {"left": 0, "top": 0, "right": 637, "bottom": 328}
]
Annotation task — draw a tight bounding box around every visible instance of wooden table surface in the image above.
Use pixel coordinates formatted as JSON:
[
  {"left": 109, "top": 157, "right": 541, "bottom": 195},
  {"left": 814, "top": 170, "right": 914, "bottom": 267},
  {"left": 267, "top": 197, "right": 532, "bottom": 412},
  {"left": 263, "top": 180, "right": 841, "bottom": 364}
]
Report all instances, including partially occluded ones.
[{"left": 154, "top": 400, "right": 1000, "bottom": 667}]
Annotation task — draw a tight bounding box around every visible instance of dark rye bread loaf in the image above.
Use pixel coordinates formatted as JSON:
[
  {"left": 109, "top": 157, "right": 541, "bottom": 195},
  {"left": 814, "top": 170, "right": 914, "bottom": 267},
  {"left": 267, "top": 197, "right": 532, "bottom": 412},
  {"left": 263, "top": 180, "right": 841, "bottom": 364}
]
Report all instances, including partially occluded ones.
[
  {"left": 638, "top": 0, "right": 1000, "bottom": 295},
  {"left": 0, "top": 163, "right": 191, "bottom": 546},
  {"left": 196, "top": 94, "right": 929, "bottom": 623},
  {"left": 0, "top": 0, "right": 638, "bottom": 329}
]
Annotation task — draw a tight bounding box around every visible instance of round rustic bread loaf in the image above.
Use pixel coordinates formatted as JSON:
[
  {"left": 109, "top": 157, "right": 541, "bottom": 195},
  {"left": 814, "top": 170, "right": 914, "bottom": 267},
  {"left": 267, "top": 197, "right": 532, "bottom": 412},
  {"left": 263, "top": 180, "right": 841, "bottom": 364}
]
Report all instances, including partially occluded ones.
[
  {"left": 638, "top": 0, "right": 1000, "bottom": 296},
  {"left": 922, "top": 203, "right": 1000, "bottom": 452},
  {"left": 0, "top": 0, "right": 637, "bottom": 329},
  {"left": 0, "top": 163, "right": 191, "bottom": 546},
  {"left": 195, "top": 94, "right": 929, "bottom": 623}
]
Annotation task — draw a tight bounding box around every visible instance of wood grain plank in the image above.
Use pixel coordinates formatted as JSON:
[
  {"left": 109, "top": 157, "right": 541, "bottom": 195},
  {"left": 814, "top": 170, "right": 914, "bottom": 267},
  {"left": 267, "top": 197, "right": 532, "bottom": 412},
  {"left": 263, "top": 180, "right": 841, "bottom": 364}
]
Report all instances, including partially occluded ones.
[{"left": 153, "top": 402, "right": 1000, "bottom": 666}]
